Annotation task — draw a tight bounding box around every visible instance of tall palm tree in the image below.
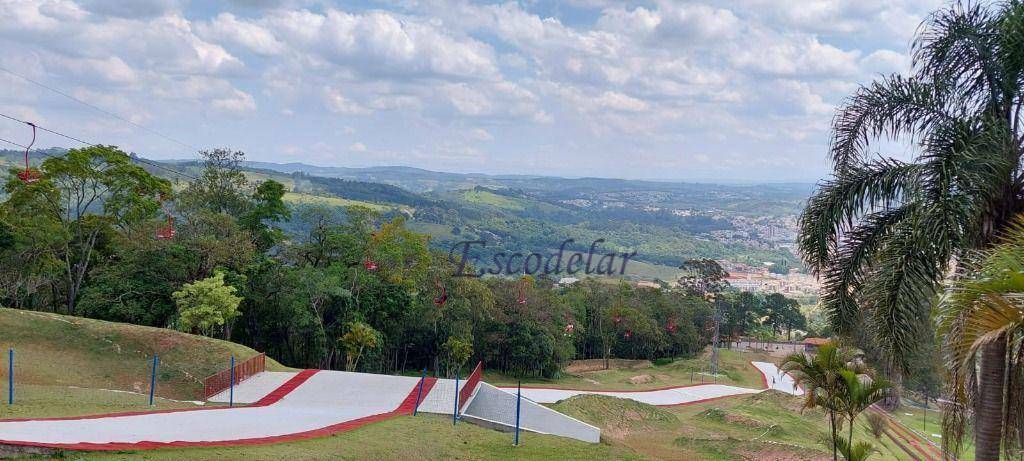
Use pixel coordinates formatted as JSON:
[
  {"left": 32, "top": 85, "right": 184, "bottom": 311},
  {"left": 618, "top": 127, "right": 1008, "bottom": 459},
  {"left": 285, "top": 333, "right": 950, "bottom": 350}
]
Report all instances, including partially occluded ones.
[
  {"left": 798, "top": 2, "right": 1024, "bottom": 459},
  {"left": 936, "top": 216, "right": 1024, "bottom": 458},
  {"left": 836, "top": 370, "right": 891, "bottom": 451},
  {"left": 783, "top": 343, "right": 864, "bottom": 461}
]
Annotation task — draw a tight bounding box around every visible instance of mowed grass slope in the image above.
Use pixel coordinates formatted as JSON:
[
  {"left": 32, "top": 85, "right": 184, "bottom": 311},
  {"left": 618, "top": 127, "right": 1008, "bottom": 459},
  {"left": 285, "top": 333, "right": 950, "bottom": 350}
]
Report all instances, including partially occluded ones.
[
  {"left": 551, "top": 392, "right": 913, "bottom": 461},
  {"left": 75, "top": 414, "right": 644, "bottom": 461},
  {"left": 483, "top": 349, "right": 774, "bottom": 391},
  {"left": 0, "top": 307, "right": 290, "bottom": 418}
]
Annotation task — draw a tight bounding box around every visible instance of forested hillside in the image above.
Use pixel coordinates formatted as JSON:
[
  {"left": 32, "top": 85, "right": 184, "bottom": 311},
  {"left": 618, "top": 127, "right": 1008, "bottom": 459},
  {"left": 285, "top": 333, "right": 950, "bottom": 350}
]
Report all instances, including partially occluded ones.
[
  {"left": 3, "top": 149, "right": 806, "bottom": 277},
  {"left": 0, "top": 147, "right": 808, "bottom": 377}
]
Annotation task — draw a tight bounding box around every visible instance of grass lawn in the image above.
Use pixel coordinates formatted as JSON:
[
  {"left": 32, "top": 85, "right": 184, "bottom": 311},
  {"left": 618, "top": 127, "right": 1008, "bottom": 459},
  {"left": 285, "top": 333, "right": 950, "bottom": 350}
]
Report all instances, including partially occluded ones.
[
  {"left": 483, "top": 348, "right": 775, "bottom": 391},
  {"left": 0, "top": 307, "right": 290, "bottom": 401},
  {"left": 0, "top": 384, "right": 212, "bottom": 420},
  {"left": 71, "top": 414, "right": 643, "bottom": 461},
  {"left": 550, "top": 390, "right": 912, "bottom": 461}
]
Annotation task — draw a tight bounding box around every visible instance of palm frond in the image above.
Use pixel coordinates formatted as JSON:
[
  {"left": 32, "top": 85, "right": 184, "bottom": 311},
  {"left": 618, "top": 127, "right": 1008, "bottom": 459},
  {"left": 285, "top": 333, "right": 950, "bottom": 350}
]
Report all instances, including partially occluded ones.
[
  {"left": 821, "top": 206, "right": 915, "bottom": 334},
  {"left": 830, "top": 75, "right": 954, "bottom": 171},
  {"left": 799, "top": 159, "right": 923, "bottom": 274}
]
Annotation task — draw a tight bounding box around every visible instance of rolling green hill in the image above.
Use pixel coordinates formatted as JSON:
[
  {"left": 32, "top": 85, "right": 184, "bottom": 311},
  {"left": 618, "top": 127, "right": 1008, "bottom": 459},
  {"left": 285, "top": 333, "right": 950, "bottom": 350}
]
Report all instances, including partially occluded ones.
[{"left": 0, "top": 307, "right": 289, "bottom": 412}]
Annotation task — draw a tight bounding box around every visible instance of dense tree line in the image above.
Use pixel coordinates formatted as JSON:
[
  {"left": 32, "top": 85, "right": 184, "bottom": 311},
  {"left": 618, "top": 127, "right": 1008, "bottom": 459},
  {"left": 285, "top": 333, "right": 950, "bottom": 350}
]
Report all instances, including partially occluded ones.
[{"left": 1, "top": 147, "right": 807, "bottom": 379}]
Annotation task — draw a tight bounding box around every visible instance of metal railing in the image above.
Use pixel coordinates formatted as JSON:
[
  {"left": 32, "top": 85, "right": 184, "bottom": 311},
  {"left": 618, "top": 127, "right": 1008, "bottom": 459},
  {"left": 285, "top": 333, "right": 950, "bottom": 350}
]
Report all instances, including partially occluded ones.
[{"left": 203, "top": 353, "right": 265, "bottom": 400}]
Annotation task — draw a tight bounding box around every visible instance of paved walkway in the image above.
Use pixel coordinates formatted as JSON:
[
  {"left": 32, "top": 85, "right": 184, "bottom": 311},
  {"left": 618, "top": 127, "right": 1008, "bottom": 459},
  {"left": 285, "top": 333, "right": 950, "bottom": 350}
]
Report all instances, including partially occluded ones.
[
  {"left": 0, "top": 370, "right": 436, "bottom": 451},
  {"left": 499, "top": 361, "right": 801, "bottom": 406}
]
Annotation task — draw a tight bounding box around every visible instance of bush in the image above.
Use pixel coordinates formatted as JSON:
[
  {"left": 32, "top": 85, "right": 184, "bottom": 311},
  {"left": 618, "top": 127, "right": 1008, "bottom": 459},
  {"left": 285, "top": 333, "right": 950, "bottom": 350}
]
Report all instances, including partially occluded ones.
[{"left": 866, "top": 412, "right": 888, "bottom": 439}]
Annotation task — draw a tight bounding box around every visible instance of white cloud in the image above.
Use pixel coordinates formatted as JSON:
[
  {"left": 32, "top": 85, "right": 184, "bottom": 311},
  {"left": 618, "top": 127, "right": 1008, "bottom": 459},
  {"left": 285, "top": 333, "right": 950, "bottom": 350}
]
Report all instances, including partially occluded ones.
[
  {"left": 323, "top": 87, "right": 370, "bottom": 115},
  {"left": 212, "top": 89, "right": 256, "bottom": 113},
  {"left": 199, "top": 12, "right": 285, "bottom": 56},
  {"left": 0, "top": 0, "right": 943, "bottom": 180}
]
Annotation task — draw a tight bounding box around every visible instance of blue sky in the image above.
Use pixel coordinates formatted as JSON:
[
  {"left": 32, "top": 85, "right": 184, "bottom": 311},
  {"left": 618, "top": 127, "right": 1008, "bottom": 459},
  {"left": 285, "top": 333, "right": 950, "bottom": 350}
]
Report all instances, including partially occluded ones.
[{"left": 0, "top": 0, "right": 941, "bottom": 181}]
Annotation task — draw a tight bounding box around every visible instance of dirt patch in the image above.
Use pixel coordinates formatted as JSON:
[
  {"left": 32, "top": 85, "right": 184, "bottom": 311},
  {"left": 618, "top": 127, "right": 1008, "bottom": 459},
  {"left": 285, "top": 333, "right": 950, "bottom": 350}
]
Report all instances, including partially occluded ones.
[
  {"left": 628, "top": 374, "right": 654, "bottom": 385},
  {"left": 566, "top": 359, "right": 652, "bottom": 373},
  {"left": 749, "top": 390, "right": 810, "bottom": 413},
  {"left": 725, "top": 413, "right": 768, "bottom": 428},
  {"left": 735, "top": 443, "right": 830, "bottom": 461}
]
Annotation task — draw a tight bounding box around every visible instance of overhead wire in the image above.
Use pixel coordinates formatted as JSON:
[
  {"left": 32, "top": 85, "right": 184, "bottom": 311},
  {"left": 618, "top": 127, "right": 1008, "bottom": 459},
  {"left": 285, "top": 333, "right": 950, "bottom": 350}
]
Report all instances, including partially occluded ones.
[
  {"left": 0, "top": 111, "right": 198, "bottom": 180},
  {"left": 0, "top": 66, "right": 199, "bottom": 152}
]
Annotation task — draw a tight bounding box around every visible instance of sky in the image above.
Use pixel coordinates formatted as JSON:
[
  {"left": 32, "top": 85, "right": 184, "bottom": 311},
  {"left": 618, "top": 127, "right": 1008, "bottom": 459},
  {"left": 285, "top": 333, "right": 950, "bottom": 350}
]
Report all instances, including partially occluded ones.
[{"left": 0, "top": 0, "right": 943, "bottom": 182}]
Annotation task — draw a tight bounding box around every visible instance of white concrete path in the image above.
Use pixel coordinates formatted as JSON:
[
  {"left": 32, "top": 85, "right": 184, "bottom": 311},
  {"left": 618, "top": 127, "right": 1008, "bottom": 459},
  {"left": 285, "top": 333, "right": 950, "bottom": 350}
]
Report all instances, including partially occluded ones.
[
  {"left": 499, "top": 361, "right": 801, "bottom": 406},
  {"left": 0, "top": 370, "right": 425, "bottom": 450}
]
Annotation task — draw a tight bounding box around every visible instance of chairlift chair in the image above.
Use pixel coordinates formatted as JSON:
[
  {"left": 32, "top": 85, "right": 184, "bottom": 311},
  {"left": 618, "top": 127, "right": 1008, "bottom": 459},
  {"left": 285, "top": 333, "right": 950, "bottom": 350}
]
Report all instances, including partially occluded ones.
[{"left": 16, "top": 122, "right": 40, "bottom": 184}]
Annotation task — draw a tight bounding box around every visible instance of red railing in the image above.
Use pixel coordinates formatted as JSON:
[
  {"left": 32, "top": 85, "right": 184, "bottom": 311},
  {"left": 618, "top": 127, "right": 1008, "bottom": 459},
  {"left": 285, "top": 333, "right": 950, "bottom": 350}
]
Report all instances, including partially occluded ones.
[
  {"left": 203, "top": 353, "right": 266, "bottom": 400},
  {"left": 458, "top": 361, "right": 483, "bottom": 411}
]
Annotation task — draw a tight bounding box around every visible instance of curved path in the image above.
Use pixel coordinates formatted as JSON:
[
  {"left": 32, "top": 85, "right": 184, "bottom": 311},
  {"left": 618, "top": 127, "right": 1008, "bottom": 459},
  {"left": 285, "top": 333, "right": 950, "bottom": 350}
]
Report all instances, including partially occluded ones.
[
  {"left": 0, "top": 370, "right": 437, "bottom": 451},
  {"left": 498, "top": 361, "right": 801, "bottom": 406}
]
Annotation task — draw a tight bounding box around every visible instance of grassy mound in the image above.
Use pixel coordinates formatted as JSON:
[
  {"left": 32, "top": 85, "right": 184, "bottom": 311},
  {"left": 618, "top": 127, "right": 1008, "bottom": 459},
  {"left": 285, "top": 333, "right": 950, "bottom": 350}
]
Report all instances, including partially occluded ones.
[
  {"left": 0, "top": 307, "right": 289, "bottom": 401},
  {"left": 550, "top": 394, "right": 678, "bottom": 439}
]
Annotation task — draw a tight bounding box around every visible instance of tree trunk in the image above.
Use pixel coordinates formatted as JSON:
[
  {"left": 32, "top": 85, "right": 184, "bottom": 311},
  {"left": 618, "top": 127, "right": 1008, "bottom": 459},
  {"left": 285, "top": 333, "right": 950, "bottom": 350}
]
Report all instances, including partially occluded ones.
[
  {"left": 881, "top": 365, "right": 902, "bottom": 411},
  {"left": 829, "top": 410, "right": 838, "bottom": 461},
  {"left": 975, "top": 337, "right": 1007, "bottom": 461}
]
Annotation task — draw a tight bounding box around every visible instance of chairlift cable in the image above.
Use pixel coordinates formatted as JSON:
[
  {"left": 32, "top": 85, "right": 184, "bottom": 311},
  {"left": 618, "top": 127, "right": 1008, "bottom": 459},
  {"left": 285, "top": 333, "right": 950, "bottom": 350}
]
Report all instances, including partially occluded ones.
[
  {"left": 0, "top": 66, "right": 199, "bottom": 152},
  {"left": 0, "top": 111, "right": 197, "bottom": 181}
]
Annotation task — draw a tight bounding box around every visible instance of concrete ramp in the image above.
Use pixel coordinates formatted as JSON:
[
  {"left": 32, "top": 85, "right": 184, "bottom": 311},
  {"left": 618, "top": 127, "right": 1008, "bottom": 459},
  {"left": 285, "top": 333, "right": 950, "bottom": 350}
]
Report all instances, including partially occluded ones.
[
  {"left": 461, "top": 383, "right": 600, "bottom": 443},
  {"left": 0, "top": 370, "right": 435, "bottom": 451}
]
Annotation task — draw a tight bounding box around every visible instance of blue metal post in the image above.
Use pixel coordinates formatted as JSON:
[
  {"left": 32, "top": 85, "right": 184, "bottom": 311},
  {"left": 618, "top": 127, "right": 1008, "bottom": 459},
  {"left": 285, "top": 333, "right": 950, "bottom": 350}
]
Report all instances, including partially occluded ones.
[
  {"left": 413, "top": 367, "right": 427, "bottom": 416},
  {"left": 7, "top": 349, "right": 12, "bottom": 405},
  {"left": 149, "top": 354, "right": 157, "bottom": 406},
  {"left": 514, "top": 380, "right": 522, "bottom": 446},
  {"left": 229, "top": 355, "right": 235, "bottom": 407},
  {"left": 453, "top": 374, "right": 460, "bottom": 425}
]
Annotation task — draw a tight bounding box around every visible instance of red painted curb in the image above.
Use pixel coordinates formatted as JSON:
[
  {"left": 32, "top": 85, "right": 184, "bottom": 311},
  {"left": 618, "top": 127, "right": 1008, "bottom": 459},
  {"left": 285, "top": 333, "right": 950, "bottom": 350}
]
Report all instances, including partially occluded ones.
[{"left": 0, "top": 373, "right": 438, "bottom": 452}]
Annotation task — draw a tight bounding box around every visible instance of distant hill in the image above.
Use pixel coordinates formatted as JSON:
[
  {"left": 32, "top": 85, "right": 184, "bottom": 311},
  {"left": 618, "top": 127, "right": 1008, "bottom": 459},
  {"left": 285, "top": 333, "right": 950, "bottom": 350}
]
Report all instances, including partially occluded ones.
[{"left": 0, "top": 149, "right": 810, "bottom": 275}]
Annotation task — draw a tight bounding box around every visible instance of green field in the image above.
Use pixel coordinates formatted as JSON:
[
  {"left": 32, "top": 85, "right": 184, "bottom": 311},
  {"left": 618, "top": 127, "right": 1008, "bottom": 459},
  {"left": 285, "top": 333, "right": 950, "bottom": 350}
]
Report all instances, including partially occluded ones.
[{"left": 282, "top": 192, "right": 391, "bottom": 211}]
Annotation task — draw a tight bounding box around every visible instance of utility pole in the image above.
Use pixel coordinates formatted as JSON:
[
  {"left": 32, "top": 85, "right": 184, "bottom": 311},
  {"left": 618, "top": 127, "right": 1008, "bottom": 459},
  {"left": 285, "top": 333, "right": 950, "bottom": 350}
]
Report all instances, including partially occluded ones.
[{"left": 711, "top": 294, "right": 721, "bottom": 377}]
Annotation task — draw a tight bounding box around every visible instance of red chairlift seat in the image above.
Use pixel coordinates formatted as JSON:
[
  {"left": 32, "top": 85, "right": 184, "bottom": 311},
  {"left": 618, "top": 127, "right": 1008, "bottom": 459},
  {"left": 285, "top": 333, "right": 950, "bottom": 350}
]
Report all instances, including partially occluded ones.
[
  {"left": 155, "top": 193, "right": 176, "bottom": 240},
  {"left": 433, "top": 279, "right": 448, "bottom": 307},
  {"left": 363, "top": 258, "right": 378, "bottom": 271},
  {"left": 17, "top": 122, "right": 40, "bottom": 184}
]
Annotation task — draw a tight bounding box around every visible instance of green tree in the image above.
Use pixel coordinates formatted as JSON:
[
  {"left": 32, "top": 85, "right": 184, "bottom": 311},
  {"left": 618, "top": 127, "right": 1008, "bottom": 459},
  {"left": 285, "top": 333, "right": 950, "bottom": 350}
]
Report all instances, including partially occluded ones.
[
  {"left": 3, "top": 145, "right": 169, "bottom": 314},
  {"left": 340, "top": 321, "right": 381, "bottom": 371},
  {"left": 179, "top": 148, "right": 250, "bottom": 216},
  {"left": 441, "top": 336, "right": 473, "bottom": 378},
  {"left": 836, "top": 370, "right": 890, "bottom": 454},
  {"left": 172, "top": 271, "right": 243, "bottom": 337},
  {"left": 239, "top": 179, "right": 289, "bottom": 252},
  {"left": 677, "top": 258, "right": 729, "bottom": 296},
  {"left": 782, "top": 343, "right": 863, "bottom": 461},
  {"left": 797, "top": 3, "right": 1024, "bottom": 459}
]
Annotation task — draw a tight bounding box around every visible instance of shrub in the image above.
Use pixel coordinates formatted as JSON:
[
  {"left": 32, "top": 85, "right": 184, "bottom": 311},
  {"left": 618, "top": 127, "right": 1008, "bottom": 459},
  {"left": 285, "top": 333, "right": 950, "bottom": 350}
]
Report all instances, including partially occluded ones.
[{"left": 866, "top": 412, "right": 888, "bottom": 439}]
